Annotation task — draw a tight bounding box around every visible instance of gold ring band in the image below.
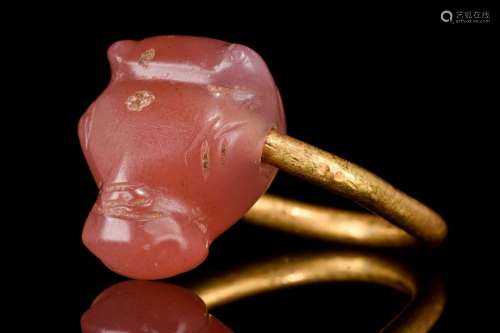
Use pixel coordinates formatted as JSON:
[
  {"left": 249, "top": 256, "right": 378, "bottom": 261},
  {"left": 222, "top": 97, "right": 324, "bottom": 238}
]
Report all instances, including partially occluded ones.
[
  {"left": 244, "top": 194, "right": 417, "bottom": 247},
  {"left": 246, "top": 130, "right": 447, "bottom": 246}
]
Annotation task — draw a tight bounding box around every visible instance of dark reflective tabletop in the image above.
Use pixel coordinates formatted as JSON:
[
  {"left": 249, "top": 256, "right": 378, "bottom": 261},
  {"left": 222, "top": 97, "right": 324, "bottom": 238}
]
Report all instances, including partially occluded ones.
[{"left": 77, "top": 221, "right": 448, "bottom": 332}]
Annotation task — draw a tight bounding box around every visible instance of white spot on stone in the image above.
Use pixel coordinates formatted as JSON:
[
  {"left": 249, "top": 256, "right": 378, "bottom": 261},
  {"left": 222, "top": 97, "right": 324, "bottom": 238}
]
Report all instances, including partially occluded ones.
[
  {"left": 100, "top": 217, "right": 131, "bottom": 243},
  {"left": 126, "top": 90, "right": 155, "bottom": 112},
  {"left": 82, "top": 106, "right": 96, "bottom": 150},
  {"left": 207, "top": 84, "right": 229, "bottom": 97},
  {"left": 232, "top": 85, "right": 254, "bottom": 101},
  {"left": 139, "top": 48, "right": 155, "bottom": 67},
  {"left": 207, "top": 84, "right": 254, "bottom": 102}
]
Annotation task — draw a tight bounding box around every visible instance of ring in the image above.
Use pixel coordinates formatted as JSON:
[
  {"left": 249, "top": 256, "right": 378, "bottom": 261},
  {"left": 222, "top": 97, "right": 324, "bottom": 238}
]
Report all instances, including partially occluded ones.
[{"left": 79, "top": 35, "right": 447, "bottom": 280}]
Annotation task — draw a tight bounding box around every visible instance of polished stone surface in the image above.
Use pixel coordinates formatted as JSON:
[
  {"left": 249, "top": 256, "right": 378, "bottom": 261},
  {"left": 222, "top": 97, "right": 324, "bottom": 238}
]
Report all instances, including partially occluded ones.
[{"left": 79, "top": 36, "right": 285, "bottom": 279}]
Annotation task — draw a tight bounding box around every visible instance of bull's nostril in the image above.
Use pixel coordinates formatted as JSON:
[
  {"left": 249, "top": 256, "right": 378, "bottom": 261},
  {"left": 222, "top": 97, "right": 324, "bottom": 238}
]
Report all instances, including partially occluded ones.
[{"left": 96, "top": 182, "right": 161, "bottom": 221}]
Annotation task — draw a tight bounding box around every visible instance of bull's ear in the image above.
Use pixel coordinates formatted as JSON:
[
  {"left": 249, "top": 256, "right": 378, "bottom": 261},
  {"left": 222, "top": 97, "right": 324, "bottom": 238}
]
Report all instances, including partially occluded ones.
[{"left": 107, "top": 40, "right": 136, "bottom": 69}]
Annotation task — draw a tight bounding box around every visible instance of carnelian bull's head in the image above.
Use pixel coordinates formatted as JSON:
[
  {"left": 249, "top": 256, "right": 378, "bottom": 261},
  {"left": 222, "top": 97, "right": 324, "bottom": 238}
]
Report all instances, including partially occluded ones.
[{"left": 79, "top": 36, "right": 286, "bottom": 279}]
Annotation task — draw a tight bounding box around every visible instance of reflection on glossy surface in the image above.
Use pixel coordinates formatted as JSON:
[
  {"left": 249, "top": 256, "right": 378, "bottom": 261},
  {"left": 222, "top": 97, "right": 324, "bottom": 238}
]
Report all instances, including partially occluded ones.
[
  {"left": 191, "top": 251, "right": 445, "bottom": 332},
  {"left": 78, "top": 36, "right": 286, "bottom": 279},
  {"left": 83, "top": 251, "right": 444, "bottom": 332},
  {"left": 81, "top": 280, "right": 232, "bottom": 333},
  {"left": 382, "top": 279, "right": 445, "bottom": 333}
]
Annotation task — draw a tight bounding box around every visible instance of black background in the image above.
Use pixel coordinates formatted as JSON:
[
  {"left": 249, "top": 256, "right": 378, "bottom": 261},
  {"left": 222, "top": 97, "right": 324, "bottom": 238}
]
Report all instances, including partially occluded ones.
[{"left": 20, "top": 5, "right": 497, "bottom": 332}]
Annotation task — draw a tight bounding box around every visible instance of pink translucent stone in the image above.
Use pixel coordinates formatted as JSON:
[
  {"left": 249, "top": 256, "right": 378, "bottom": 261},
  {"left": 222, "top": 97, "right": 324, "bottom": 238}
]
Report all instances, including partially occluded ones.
[
  {"left": 79, "top": 36, "right": 286, "bottom": 279},
  {"left": 81, "top": 280, "right": 232, "bottom": 333}
]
